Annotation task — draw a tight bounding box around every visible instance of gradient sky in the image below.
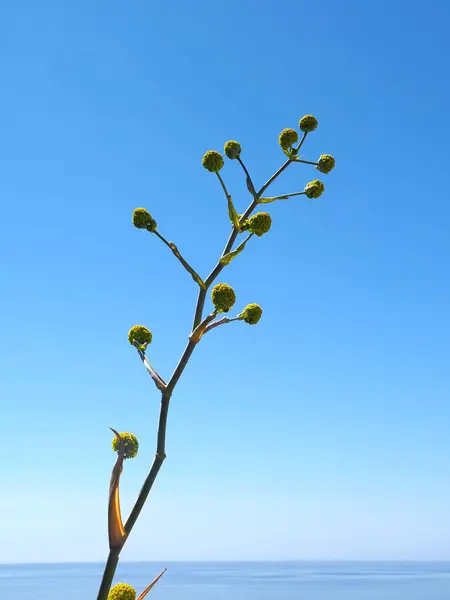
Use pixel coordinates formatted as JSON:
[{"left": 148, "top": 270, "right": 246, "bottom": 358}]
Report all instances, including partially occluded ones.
[{"left": 1, "top": 0, "right": 450, "bottom": 563}]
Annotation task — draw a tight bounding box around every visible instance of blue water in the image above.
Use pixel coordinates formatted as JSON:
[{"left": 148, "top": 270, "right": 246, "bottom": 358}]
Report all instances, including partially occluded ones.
[{"left": 1, "top": 562, "right": 450, "bottom": 599}]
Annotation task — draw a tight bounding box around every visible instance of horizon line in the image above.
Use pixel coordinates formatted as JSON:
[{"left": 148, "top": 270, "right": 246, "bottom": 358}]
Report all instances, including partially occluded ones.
[{"left": 2, "top": 559, "right": 450, "bottom": 566}]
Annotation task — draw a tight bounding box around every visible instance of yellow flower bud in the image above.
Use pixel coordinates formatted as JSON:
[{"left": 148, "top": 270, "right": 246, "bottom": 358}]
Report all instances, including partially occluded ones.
[
  {"left": 239, "top": 303, "right": 262, "bottom": 325},
  {"left": 112, "top": 432, "right": 139, "bottom": 460},
  {"left": 317, "top": 154, "right": 336, "bottom": 174},
  {"left": 278, "top": 128, "right": 299, "bottom": 151},
  {"left": 304, "top": 179, "right": 325, "bottom": 199},
  {"left": 299, "top": 114, "right": 318, "bottom": 133},
  {"left": 128, "top": 325, "right": 152, "bottom": 347},
  {"left": 211, "top": 283, "right": 236, "bottom": 313},
  {"left": 247, "top": 212, "right": 272, "bottom": 236},
  {"left": 132, "top": 208, "right": 157, "bottom": 232},
  {"left": 202, "top": 150, "right": 224, "bottom": 172},
  {"left": 108, "top": 583, "right": 136, "bottom": 600},
  {"left": 224, "top": 140, "right": 241, "bottom": 159}
]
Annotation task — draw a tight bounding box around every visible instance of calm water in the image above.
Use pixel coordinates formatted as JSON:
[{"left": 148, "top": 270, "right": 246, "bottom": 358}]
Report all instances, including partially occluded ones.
[{"left": 1, "top": 562, "right": 450, "bottom": 600}]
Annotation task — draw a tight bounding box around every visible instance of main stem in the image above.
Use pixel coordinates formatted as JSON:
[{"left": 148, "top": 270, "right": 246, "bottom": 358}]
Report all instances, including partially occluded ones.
[
  {"left": 96, "top": 153, "right": 296, "bottom": 600},
  {"left": 97, "top": 548, "right": 120, "bottom": 600}
]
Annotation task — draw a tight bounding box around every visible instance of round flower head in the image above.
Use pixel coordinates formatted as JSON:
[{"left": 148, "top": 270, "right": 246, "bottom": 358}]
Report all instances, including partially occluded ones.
[
  {"left": 128, "top": 325, "right": 152, "bottom": 347},
  {"left": 202, "top": 150, "right": 224, "bottom": 172},
  {"left": 211, "top": 283, "right": 236, "bottom": 313},
  {"left": 317, "top": 154, "right": 336, "bottom": 174},
  {"left": 304, "top": 179, "right": 325, "bottom": 199},
  {"left": 299, "top": 114, "right": 318, "bottom": 133},
  {"left": 108, "top": 583, "right": 136, "bottom": 600},
  {"left": 132, "top": 208, "right": 157, "bottom": 232},
  {"left": 239, "top": 303, "right": 263, "bottom": 325},
  {"left": 278, "top": 128, "right": 299, "bottom": 151},
  {"left": 224, "top": 140, "right": 241, "bottom": 160},
  {"left": 248, "top": 212, "right": 272, "bottom": 237},
  {"left": 112, "top": 432, "right": 139, "bottom": 460}
]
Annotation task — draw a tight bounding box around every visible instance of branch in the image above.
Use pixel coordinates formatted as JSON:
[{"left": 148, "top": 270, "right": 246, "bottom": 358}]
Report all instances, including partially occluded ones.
[
  {"left": 293, "top": 158, "right": 318, "bottom": 166},
  {"left": 204, "top": 151, "right": 302, "bottom": 289},
  {"left": 154, "top": 230, "right": 206, "bottom": 288},
  {"left": 132, "top": 341, "right": 167, "bottom": 392},
  {"left": 237, "top": 157, "right": 257, "bottom": 199},
  {"left": 257, "top": 132, "right": 307, "bottom": 198},
  {"left": 216, "top": 172, "right": 241, "bottom": 231},
  {"left": 219, "top": 233, "right": 253, "bottom": 266},
  {"left": 258, "top": 191, "right": 305, "bottom": 204},
  {"left": 137, "top": 569, "right": 167, "bottom": 599},
  {"left": 189, "top": 311, "right": 218, "bottom": 343},
  {"left": 202, "top": 315, "right": 240, "bottom": 335}
]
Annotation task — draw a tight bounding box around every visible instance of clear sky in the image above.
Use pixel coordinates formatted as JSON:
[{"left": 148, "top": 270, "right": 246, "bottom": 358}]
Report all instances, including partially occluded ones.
[{"left": 1, "top": 0, "right": 450, "bottom": 564}]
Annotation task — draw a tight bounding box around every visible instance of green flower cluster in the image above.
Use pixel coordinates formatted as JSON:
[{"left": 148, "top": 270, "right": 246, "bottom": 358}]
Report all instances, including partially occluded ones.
[
  {"left": 317, "top": 154, "right": 336, "bottom": 174},
  {"left": 299, "top": 114, "right": 319, "bottom": 133},
  {"left": 107, "top": 583, "right": 136, "bottom": 600},
  {"left": 128, "top": 325, "right": 152, "bottom": 347},
  {"left": 239, "top": 303, "right": 263, "bottom": 325},
  {"left": 112, "top": 432, "right": 139, "bottom": 460},
  {"left": 224, "top": 140, "right": 241, "bottom": 159},
  {"left": 278, "top": 128, "right": 299, "bottom": 151},
  {"left": 304, "top": 179, "right": 325, "bottom": 199},
  {"left": 278, "top": 115, "right": 319, "bottom": 155},
  {"left": 132, "top": 208, "right": 157, "bottom": 232},
  {"left": 202, "top": 150, "right": 224, "bottom": 172},
  {"left": 211, "top": 283, "right": 236, "bottom": 313},
  {"left": 247, "top": 212, "right": 272, "bottom": 236}
]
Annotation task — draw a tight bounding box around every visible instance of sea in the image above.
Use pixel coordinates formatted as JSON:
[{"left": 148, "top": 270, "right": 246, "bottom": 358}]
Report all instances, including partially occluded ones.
[{"left": 1, "top": 561, "right": 450, "bottom": 600}]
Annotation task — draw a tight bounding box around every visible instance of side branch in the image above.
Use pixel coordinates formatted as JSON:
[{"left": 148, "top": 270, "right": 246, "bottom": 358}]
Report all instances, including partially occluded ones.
[
  {"left": 189, "top": 311, "right": 218, "bottom": 342},
  {"left": 237, "top": 157, "right": 257, "bottom": 199},
  {"left": 202, "top": 315, "right": 239, "bottom": 335},
  {"left": 204, "top": 153, "right": 301, "bottom": 289},
  {"left": 132, "top": 341, "right": 167, "bottom": 392},
  {"left": 154, "top": 231, "right": 206, "bottom": 288}
]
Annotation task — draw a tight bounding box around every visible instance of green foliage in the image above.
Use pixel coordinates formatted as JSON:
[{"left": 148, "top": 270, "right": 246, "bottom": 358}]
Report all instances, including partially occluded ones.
[
  {"left": 211, "top": 283, "right": 236, "bottom": 313},
  {"left": 128, "top": 325, "right": 152, "bottom": 347},
  {"left": 224, "top": 140, "right": 242, "bottom": 159},
  {"left": 107, "top": 583, "right": 136, "bottom": 600},
  {"left": 299, "top": 114, "right": 318, "bottom": 133},
  {"left": 304, "top": 179, "right": 325, "bottom": 199},
  {"left": 112, "top": 432, "right": 139, "bottom": 460},
  {"left": 202, "top": 150, "right": 224, "bottom": 172},
  {"left": 247, "top": 212, "right": 272, "bottom": 236}
]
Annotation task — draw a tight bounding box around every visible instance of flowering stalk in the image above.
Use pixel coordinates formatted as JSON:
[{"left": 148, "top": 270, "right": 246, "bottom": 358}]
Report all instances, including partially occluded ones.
[{"left": 96, "top": 114, "right": 335, "bottom": 600}]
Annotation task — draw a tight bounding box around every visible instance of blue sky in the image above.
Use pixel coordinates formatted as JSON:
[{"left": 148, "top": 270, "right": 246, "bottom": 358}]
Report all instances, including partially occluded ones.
[{"left": 1, "top": 0, "right": 450, "bottom": 563}]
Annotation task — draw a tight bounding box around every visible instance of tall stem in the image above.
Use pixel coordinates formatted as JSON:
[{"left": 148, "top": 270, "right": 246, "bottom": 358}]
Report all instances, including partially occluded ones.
[
  {"left": 192, "top": 288, "right": 207, "bottom": 330},
  {"left": 96, "top": 148, "right": 301, "bottom": 599},
  {"left": 96, "top": 548, "right": 120, "bottom": 600}
]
